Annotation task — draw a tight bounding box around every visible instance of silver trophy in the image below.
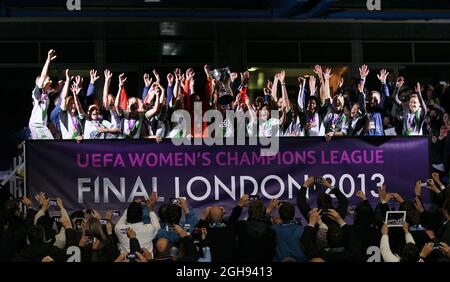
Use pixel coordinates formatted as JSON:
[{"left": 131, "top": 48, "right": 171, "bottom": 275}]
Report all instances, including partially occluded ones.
[{"left": 210, "top": 67, "right": 233, "bottom": 105}]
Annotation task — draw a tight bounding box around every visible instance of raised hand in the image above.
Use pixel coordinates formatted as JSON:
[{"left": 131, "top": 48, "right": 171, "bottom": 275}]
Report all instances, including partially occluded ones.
[
  {"left": 359, "top": 65, "right": 369, "bottom": 80},
  {"left": 152, "top": 70, "right": 160, "bottom": 84},
  {"left": 327, "top": 209, "right": 345, "bottom": 225},
  {"left": 266, "top": 199, "right": 279, "bottom": 215},
  {"left": 186, "top": 68, "right": 195, "bottom": 81},
  {"left": 338, "top": 77, "right": 344, "bottom": 88},
  {"left": 47, "top": 49, "right": 57, "bottom": 62},
  {"left": 75, "top": 75, "right": 83, "bottom": 88},
  {"left": 415, "top": 82, "right": 421, "bottom": 94},
  {"left": 356, "top": 190, "right": 367, "bottom": 201},
  {"left": 431, "top": 172, "right": 442, "bottom": 185},
  {"left": 239, "top": 194, "right": 249, "bottom": 207},
  {"left": 313, "top": 65, "right": 323, "bottom": 76},
  {"left": 415, "top": 180, "right": 422, "bottom": 197},
  {"left": 396, "top": 76, "right": 405, "bottom": 88},
  {"left": 378, "top": 184, "right": 387, "bottom": 202},
  {"left": 56, "top": 198, "right": 64, "bottom": 210},
  {"left": 143, "top": 73, "right": 152, "bottom": 87},
  {"left": 309, "top": 76, "right": 316, "bottom": 94},
  {"left": 303, "top": 176, "right": 315, "bottom": 188},
  {"left": 104, "top": 69, "right": 113, "bottom": 82},
  {"left": 147, "top": 191, "right": 157, "bottom": 210},
  {"left": 174, "top": 68, "right": 182, "bottom": 81},
  {"left": 308, "top": 208, "right": 320, "bottom": 226},
  {"left": 90, "top": 70, "right": 100, "bottom": 84},
  {"left": 241, "top": 71, "right": 250, "bottom": 85},
  {"left": 402, "top": 222, "right": 410, "bottom": 234},
  {"left": 70, "top": 83, "right": 81, "bottom": 96},
  {"left": 204, "top": 64, "right": 211, "bottom": 79},
  {"left": 21, "top": 196, "right": 32, "bottom": 209},
  {"left": 323, "top": 68, "right": 333, "bottom": 80},
  {"left": 420, "top": 242, "right": 434, "bottom": 259},
  {"left": 298, "top": 76, "right": 306, "bottom": 85},
  {"left": 167, "top": 73, "right": 174, "bottom": 86},
  {"left": 230, "top": 72, "right": 238, "bottom": 83},
  {"left": 278, "top": 70, "right": 286, "bottom": 84},
  {"left": 119, "top": 73, "right": 127, "bottom": 88},
  {"left": 377, "top": 69, "right": 389, "bottom": 84}
]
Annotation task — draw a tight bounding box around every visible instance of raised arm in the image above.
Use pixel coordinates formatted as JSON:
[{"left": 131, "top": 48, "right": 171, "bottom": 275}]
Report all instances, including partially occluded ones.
[
  {"left": 115, "top": 73, "right": 127, "bottom": 114},
  {"left": 271, "top": 73, "right": 279, "bottom": 102},
  {"left": 145, "top": 90, "right": 160, "bottom": 119},
  {"left": 377, "top": 69, "right": 390, "bottom": 109},
  {"left": 103, "top": 69, "right": 113, "bottom": 109},
  {"left": 393, "top": 76, "right": 405, "bottom": 106},
  {"left": 87, "top": 69, "right": 99, "bottom": 99},
  {"left": 297, "top": 77, "right": 306, "bottom": 110},
  {"left": 36, "top": 49, "right": 57, "bottom": 89},
  {"left": 70, "top": 83, "right": 86, "bottom": 117},
  {"left": 59, "top": 69, "right": 72, "bottom": 111},
  {"left": 415, "top": 82, "right": 428, "bottom": 114},
  {"left": 279, "top": 70, "right": 290, "bottom": 111},
  {"left": 322, "top": 68, "right": 333, "bottom": 102},
  {"left": 142, "top": 73, "right": 152, "bottom": 101}
]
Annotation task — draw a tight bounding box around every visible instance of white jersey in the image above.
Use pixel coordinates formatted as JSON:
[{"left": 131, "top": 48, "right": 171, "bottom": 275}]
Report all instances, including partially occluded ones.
[
  {"left": 83, "top": 119, "right": 114, "bottom": 139},
  {"left": 59, "top": 111, "right": 82, "bottom": 140},
  {"left": 29, "top": 86, "right": 53, "bottom": 139}
]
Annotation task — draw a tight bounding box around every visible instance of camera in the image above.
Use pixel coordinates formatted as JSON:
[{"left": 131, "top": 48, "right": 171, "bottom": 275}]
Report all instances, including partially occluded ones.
[
  {"left": 170, "top": 198, "right": 180, "bottom": 205},
  {"left": 433, "top": 242, "right": 440, "bottom": 250},
  {"left": 74, "top": 218, "right": 84, "bottom": 230},
  {"left": 166, "top": 224, "right": 176, "bottom": 232},
  {"left": 86, "top": 236, "right": 96, "bottom": 244},
  {"left": 249, "top": 195, "right": 259, "bottom": 201},
  {"left": 48, "top": 198, "right": 57, "bottom": 206},
  {"left": 53, "top": 216, "right": 62, "bottom": 223},
  {"left": 127, "top": 252, "right": 136, "bottom": 261},
  {"left": 320, "top": 209, "right": 329, "bottom": 216},
  {"left": 314, "top": 177, "right": 324, "bottom": 185},
  {"left": 120, "top": 228, "right": 128, "bottom": 235},
  {"left": 112, "top": 210, "right": 121, "bottom": 217},
  {"left": 99, "top": 219, "right": 108, "bottom": 225},
  {"left": 277, "top": 201, "right": 287, "bottom": 207}
]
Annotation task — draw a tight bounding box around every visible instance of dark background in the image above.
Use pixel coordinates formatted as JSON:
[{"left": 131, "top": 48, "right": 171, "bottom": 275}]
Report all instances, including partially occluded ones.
[{"left": 2, "top": 0, "right": 450, "bottom": 169}]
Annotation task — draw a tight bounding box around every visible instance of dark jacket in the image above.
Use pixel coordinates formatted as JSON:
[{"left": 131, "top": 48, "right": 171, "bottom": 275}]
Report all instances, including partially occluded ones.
[
  {"left": 233, "top": 206, "right": 276, "bottom": 262},
  {"left": 194, "top": 206, "right": 240, "bottom": 262},
  {"left": 12, "top": 242, "right": 65, "bottom": 262},
  {"left": 300, "top": 224, "right": 359, "bottom": 262},
  {"left": 297, "top": 186, "right": 349, "bottom": 226}
]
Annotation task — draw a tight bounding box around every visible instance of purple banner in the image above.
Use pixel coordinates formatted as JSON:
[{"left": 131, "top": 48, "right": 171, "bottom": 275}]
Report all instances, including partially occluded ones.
[{"left": 26, "top": 137, "right": 430, "bottom": 215}]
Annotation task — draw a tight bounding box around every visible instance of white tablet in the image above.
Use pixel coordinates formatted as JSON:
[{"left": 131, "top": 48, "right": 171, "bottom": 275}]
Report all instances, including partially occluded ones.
[{"left": 385, "top": 211, "right": 407, "bottom": 227}]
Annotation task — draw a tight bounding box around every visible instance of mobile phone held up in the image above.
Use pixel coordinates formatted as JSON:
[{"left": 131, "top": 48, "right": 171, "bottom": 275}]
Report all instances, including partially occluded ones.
[
  {"left": 314, "top": 177, "right": 324, "bottom": 185},
  {"left": 249, "top": 195, "right": 259, "bottom": 202}
]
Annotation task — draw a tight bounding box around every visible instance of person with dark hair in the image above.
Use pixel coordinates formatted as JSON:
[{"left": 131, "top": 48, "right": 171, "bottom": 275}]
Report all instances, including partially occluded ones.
[
  {"left": 114, "top": 192, "right": 160, "bottom": 253},
  {"left": 353, "top": 191, "right": 381, "bottom": 261},
  {"left": 0, "top": 196, "right": 36, "bottom": 261},
  {"left": 267, "top": 200, "right": 307, "bottom": 262},
  {"left": 232, "top": 195, "right": 276, "bottom": 262},
  {"left": 301, "top": 208, "right": 359, "bottom": 262},
  {"left": 297, "top": 75, "right": 325, "bottom": 136},
  {"left": 393, "top": 78, "right": 428, "bottom": 136},
  {"left": 80, "top": 216, "right": 118, "bottom": 262},
  {"left": 156, "top": 197, "right": 199, "bottom": 246},
  {"left": 297, "top": 176, "right": 348, "bottom": 227},
  {"left": 380, "top": 222, "right": 419, "bottom": 262},
  {"left": 12, "top": 225, "right": 64, "bottom": 262}
]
